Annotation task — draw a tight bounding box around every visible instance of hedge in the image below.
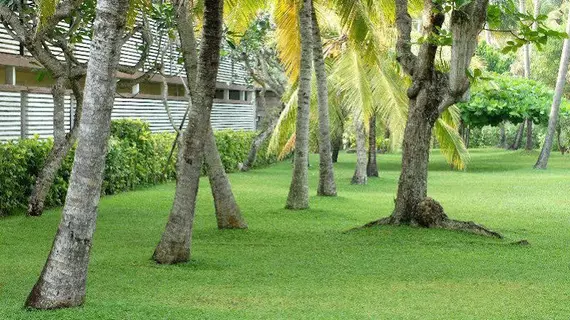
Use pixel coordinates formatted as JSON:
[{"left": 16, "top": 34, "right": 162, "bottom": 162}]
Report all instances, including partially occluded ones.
[{"left": 0, "top": 119, "right": 276, "bottom": 216}]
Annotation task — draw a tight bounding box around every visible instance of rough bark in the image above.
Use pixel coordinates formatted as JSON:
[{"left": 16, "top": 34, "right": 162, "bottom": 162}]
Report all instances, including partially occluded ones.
[
  {"left": 153, "top": 0, "right": 224, "bottom": 264},
  {"left": 359, "top": 0, "right": 501, "bottom": 238},
  {"left": 204, "top": 127, "right": 247, "bottom": 229},
  {"left": 285, "top": 0, "right": 312, "bottom": 210},
  {"left": 367, "top": 114, "right": 379, "bottom": 177},
  {"left": 351, "top": 109, "right": 367, "bottom": 185},
  {"left": 311, "top": 4, "right": 337, "bottom": 197},
  {"left": 25, "top": 0, "right": 128, "bottom": 309},
  {"left": 510, "top": 122, "right": 525, "bottom": 150},
  {"left": 535, "top": 6, "right": 570, "bottom": 168},
  {"left": 390, "top": 91, "right": 440, "bottom": 223}
]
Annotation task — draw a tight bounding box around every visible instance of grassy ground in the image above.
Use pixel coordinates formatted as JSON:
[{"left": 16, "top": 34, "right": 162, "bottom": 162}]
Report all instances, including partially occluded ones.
[{"left": 1, "top": 149, "right": 570, "bottom": 319}]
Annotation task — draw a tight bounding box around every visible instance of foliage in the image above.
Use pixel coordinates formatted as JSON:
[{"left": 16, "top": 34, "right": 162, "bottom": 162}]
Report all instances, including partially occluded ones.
[
  {"left": 475, "top": 41, "right": 515, "bottom": 74},
  {"left": 0, "top": 120, "right": 275, "bottom": 216},
  {"left": 485, "top": 0, "right": 568, "bottom": 54},
  {"left": 458, "top": 75, "right": 556, "bottom": 128}
]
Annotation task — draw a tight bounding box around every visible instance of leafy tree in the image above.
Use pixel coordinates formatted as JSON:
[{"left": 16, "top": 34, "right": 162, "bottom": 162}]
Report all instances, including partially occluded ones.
[
  {"left": 0, "top": 0, "right": 157, "bottom": 217},
  {"left": 458, "top": 75, "right": 553, "bottom": 128},
  {"left": 362, "top": 0, "right": 565, "bottom": 236}
]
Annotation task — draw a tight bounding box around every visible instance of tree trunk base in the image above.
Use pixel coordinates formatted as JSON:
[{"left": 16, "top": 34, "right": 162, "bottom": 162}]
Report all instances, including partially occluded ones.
[
  {"left": 217, "top": 214, "right": 248, "bottom": 229},
  {"left": 356, "top": 198, "right": 502, "bottom": 238},
  {"left": 351, "top": 175, "right": 367, "bottom": 185},
  {"left": 152, "top": 242, "right": 190, "bottom": 265}
]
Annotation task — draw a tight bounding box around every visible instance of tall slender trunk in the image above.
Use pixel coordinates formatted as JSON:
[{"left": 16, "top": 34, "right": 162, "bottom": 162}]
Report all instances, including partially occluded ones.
[
  {"left": 28, "top": 78, "right": 74, "bottom": 216},
  {"left": 510, "top": 122, "right": 525, "bottom": 150},
  {"left": 499, "top": 122, "right": 507, "bottom": 148},
  {"left": 204, "top": 127, "right": 247, "bottom": 229},
  {"left": 525, "top": 118, "right": 533, "bottom": 150},
  {"left": 535, "top": 6, "right": 570, "bottom": 168},
  {"left": 556, "top": 127, "right": 567, "bottom": 155},
  {"left": 519, "top": 0, "right": 533, "bottom": 152},
  {"left": 311, "top": 4, "right": 336, "bottom": 197},
  {"left": 367, "top": 114, "right": 378, "bottom": 177},
  {"left": 153, "top": 0, "right": 224, "bottom": 264},
  {"left": 351, "top": 110, "right": 367, "bottom": 185},
  {"left": 285, "top": 0, "right": 312, "bottom": 210},
  {"left": 331, "top": 133, "right": 342, "bottom": 163},
  {"left": 25, "top": 0, "right": 128, "bottom": 309}
]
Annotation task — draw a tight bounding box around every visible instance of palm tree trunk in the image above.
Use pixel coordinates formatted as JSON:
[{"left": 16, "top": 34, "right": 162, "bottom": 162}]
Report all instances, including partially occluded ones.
[
  {"left": 204, "top": 127, "right": 247, "bottom": 229},
  {"left": 153, "top": 0, "right": 224, "bottom": 264},
  {"left": 331, "top": 134, "right": 342, "bottom": 163},
  {"left": 25, "top": 0, "right": 129, "bottom": 309},
  {"left": 510, "top": 122, "right": 525, "bottom": 150},
  {"left": 367, "top": 114, "right": 379, "bottom": 177},
  {"left": 525, "top": 118, "right": 533, "bottom": 150},
  {"left": 556, "top": 127, "right": 567, "bottom": 155},
  {"left": 498, "top": 122, "right": 507, "bottom": 148},
  {"left": 351, "top": 110, "right": 367, "bottom": 185},
  {"left": 535, "top": 6, "right": 570, "bottom": 168},
  {"left": 285, "top": 0, "right": 312, "bottom": 210},
  {"left": 311, "top": 4, "right": 337, "bottom": 197}
]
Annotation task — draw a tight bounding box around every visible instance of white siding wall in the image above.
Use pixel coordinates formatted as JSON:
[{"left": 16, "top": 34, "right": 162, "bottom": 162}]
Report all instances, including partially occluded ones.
[
  {"left": 0, "top": 92, "right": 255, "bottom": 141},
  {"left": 0, "top": 92, "right": 21, "bottom": 140},
  {"left": 0, "top": 17, "right": 254, "bottom": 141}
]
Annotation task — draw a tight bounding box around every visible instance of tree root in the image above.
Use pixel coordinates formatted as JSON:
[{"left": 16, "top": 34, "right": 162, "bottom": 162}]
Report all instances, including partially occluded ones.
[
  {"left": 351, "top": 197, "right": 503, "bottom": 238},
  {"left": 437, "top": 219, "right": 502, "bottom": 238}
]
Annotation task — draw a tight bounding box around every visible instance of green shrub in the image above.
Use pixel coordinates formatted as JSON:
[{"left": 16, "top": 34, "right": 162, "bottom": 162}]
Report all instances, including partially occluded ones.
[
  {"left": 475, "top": 41, "right": 515, "bottom": 74},
  {"left": 0, "top": 120, "right": 276, "bottom": 216}
]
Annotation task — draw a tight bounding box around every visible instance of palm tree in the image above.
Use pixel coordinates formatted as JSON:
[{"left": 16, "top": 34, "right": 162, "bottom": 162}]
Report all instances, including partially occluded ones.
[
  {"left": 285, "top": 0, "right": 312, "bottom": 209},
  {"left": 232, "top": 0, "right": 470, "bottom": 177},
  {"left": 535, "top": 5, "right": 570, "bottom": 169},
  {"left": 311, "top": 3, "right": 337, "bottom": 196},
  {"left": 153, "top": 0, "right": 225, "bottom": 264},
  {"left": 25, "top": 0, "right": 131, "bottom": 309}
]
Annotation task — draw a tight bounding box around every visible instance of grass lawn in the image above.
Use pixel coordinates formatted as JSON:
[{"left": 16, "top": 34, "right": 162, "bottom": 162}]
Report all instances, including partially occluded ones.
[{"left": 1, "top": 149, "right": 570, "bottom": 319}]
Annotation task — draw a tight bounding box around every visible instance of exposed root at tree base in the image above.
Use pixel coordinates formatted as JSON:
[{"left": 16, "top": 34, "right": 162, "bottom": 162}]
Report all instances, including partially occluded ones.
[{"left": 351, "top": 197, "right": 503, "bottom": 239}]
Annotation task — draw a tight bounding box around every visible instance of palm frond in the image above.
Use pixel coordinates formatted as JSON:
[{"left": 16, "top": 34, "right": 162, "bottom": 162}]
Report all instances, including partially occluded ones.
[
  {"left": 434, "top": 106, "right": 470, "bottom": 170},
  {"left": 225, "top": 0, "right": 268, "bottom": 35},
  {"left": 274, "top": 0, "right": 300, "bottom": 81}
]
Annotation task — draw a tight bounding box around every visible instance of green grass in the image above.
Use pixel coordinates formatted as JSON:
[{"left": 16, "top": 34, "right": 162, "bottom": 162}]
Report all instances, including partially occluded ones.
[{"left": 1, "top": 149, "right": 570, "bottom": 319}]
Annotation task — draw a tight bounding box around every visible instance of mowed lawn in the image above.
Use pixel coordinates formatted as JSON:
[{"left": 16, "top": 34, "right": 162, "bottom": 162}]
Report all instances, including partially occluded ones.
[{"left": 1, "top": 149, "right": 570, "bottom": 319}]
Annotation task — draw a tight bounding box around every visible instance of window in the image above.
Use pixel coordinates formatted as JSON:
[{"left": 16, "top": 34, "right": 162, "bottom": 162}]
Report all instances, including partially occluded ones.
[
  {"left": 229, "top": 90, "right": 241, "bottom": 100},
  {"left": 244, "top": 91, "right": 249, "bottom": 101},
  {"left": 215, "top": 89, "right": 225, "bottom": 99}
]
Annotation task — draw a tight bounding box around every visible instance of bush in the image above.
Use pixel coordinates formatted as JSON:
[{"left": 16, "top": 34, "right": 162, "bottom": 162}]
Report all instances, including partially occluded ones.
[
  {"left": 458, "top": 75, "right": 554, "bottom": 128},
  {"left": 0, "top": 120, "right": 276, "bottom": 216}
]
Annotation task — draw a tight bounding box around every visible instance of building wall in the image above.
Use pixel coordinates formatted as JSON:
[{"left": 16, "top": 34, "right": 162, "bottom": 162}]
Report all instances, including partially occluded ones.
[{"left": 0, "top": 21, "right": 257, "bottom": 141}]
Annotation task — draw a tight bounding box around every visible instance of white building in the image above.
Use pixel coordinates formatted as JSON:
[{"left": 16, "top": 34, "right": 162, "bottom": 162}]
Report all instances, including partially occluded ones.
[{"left": 0, "top": 22, "right": 256, "bottom": 141}]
